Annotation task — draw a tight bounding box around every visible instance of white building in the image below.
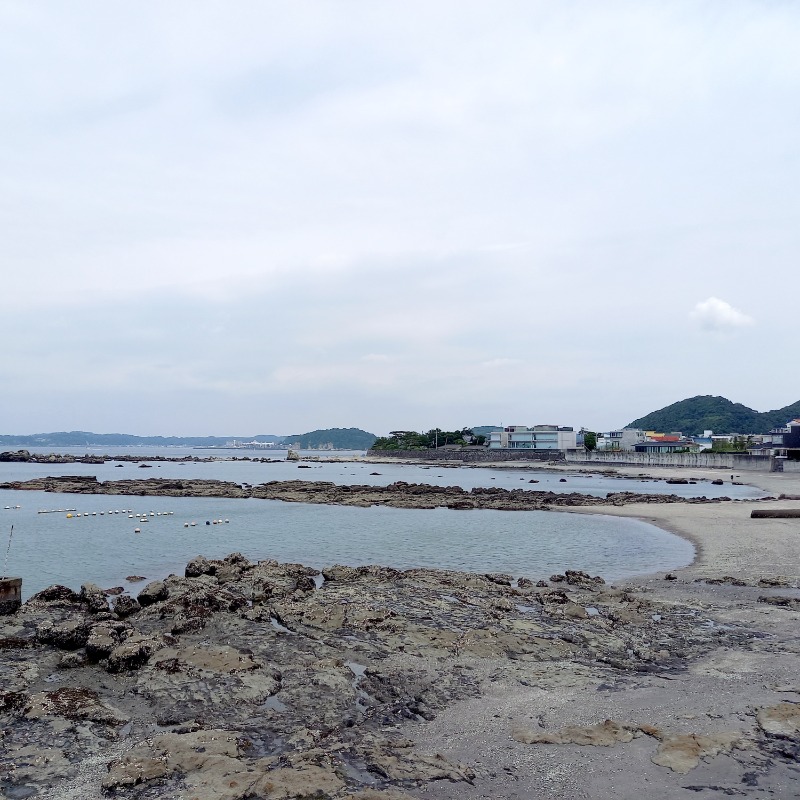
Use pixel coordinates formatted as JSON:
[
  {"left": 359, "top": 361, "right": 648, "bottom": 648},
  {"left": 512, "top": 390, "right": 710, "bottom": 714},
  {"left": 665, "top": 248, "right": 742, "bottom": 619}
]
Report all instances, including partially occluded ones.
[
  {"left": 595, "top": 428, "right": 646, "bottom": 451},
  {"left": 488, "top": 425, "right": 577, "bottom": 451}
]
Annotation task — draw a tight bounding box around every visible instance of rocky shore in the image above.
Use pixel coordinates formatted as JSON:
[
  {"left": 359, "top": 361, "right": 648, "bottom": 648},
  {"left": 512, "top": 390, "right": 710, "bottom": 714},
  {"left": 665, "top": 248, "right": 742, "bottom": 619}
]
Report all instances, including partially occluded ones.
[
  {"left": 0, "top": 476, "right": 758, "bottom": 511},
  {"left": 2, "top": 465, "right": 798, "bottom": 798},
  {"left": 2, "top": 550, "right": 798, "bottom": 800}
]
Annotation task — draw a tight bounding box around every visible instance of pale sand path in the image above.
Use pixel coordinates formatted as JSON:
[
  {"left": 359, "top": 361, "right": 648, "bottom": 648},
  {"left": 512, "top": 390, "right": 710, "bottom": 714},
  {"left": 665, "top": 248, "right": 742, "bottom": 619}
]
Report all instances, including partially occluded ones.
[{"left": 410, "top": 468, "right": 800, "bottom": 799}]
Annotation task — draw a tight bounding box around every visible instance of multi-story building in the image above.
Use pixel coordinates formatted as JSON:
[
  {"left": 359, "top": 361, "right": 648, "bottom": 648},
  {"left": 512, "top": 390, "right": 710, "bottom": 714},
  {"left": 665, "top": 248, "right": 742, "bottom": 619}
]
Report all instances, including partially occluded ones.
[
  {"left": 595, "top": 428, "right": 647, "bottom": 451},
  {"left": 757, "top": 420, "right": 800, "bottom": 460},
  {"left": 633, "top": 436, "right": 702, "bottom": 454},
  {"left": 488, "top": 425, "right": 577, "bottom": 451}
]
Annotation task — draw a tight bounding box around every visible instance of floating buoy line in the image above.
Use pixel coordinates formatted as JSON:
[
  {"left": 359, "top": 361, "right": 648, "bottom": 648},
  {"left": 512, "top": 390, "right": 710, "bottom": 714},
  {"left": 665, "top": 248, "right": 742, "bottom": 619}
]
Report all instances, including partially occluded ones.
[{"left": 59, "top": 509, "right": 230, "bottom": 531}]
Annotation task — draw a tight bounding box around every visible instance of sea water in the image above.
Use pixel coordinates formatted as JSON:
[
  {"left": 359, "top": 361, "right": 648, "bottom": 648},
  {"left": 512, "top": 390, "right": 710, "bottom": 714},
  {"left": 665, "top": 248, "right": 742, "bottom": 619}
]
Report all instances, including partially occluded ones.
[
  {"left": 2, "top": 447, "right": 767, "bottom": 500},
  {"left": 0, "top": 487, "right": 696, "bottom": 600},
  {"left": 1, "top": 449, "right": 759, "bottom": 599}
]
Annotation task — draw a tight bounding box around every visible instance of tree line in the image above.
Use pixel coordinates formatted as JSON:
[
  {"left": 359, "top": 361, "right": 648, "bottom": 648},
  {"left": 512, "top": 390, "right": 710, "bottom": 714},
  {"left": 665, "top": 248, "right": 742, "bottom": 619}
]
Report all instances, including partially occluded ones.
[{"left": 371, "top": 428, "right": 486, "bottom": 450}]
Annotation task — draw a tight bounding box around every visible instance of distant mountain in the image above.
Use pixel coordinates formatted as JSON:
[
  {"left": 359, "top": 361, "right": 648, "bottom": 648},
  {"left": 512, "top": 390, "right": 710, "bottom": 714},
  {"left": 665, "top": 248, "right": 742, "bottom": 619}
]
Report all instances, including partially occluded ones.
[
  {"left": 627, "top": 396, "right": 800, "bottom": 436},
  {"left": 471, "top": 425, "right": 502, "bottom": 437},
  {"left": 0, "top": 431, "right": 285, "bottom": 448},
  {"left": 283, "top": 428, "right": 377, "bottom": 450}
]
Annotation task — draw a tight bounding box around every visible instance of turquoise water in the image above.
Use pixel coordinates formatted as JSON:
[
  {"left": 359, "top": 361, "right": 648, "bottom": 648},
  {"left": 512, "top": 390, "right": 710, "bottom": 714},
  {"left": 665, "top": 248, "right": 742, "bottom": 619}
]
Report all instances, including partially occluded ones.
[{"left": 0, "top": 486, "right": 694, "bottom": 600}]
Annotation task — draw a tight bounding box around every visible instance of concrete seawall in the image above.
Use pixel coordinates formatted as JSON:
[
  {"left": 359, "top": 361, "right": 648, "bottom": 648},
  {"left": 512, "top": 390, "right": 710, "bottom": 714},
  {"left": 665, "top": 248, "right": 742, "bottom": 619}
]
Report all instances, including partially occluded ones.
[
  {"left": 367, "top": 448, "right": 795, "bottom": 472},
  {"left": 564, "top": 451, "right": 781, "bottom": 472}
]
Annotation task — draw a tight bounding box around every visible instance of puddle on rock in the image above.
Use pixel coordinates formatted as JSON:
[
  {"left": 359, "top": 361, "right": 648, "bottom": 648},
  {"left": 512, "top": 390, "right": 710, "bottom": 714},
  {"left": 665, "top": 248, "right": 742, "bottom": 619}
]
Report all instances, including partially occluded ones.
[
  {"left": 262, "top": 695, "right": 288, "bottom": 712},
  {"left": 269, "top": 617, "right": 294, "bottom": 634}
]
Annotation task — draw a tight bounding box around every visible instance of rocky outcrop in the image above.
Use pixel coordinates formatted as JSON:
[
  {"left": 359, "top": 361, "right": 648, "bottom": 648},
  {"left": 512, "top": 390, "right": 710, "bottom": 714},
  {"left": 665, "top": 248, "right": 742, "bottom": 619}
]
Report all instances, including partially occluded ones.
[
  {"left": 1, "top": 554, "right": 797, "bottom": 798},
  {"left": 137, "top": 580, "right": 169, "bottom": 606},
  {"left": 0, "top": 476, "right": 756, "bottom": 511}
]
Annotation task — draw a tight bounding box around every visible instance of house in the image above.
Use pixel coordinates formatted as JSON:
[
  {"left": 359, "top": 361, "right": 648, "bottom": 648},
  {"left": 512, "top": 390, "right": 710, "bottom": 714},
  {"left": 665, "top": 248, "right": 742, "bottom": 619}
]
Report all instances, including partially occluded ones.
[
  {"left": 758, "top": 419, "right": 800, "bottom": 460},
  {"left": 634, "top": 437, "right": 702, "bottom": 454},
  {"left": 595, "top": 428, "right": 647, "bottom": 451},
  {"left": 488, "top": 425, "right": 577, "bottom": 451}
]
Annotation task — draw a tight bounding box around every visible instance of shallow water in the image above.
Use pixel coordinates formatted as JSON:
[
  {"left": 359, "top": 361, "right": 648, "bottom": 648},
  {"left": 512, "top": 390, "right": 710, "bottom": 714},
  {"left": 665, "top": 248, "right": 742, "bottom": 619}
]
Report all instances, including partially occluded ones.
[
  {"left": 2, "top": 447, "right": 767, "bottom": 500},
  {"left": 0, "top": 486, "right": 694, "bottom": 601}
]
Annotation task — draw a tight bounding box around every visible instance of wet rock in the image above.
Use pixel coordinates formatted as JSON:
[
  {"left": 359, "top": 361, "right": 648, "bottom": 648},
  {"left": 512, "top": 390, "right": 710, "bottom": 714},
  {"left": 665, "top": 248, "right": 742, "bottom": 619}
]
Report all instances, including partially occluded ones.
[
  {"left": 549, "top": 570, "right": 606, "bottom": 589},
  {"left": 80, "top": 583, "right": 110, "bottom": 614},
  {"left": 484, "top": 573, "right": 513, "bottom": 586},
  {"left": 126, "top": 575, "right": 147, "bottom": 582},
  {"left": 758, "top": 595, "right": 800, "bottom": 609},
  {"left": 137, "top": 580, "right": 169, "bottom": 606},
  {"left": 106, "top": 634, "right": 165, "bottom": 673},
  {"left": 36, "top": 619, "right": 90, "bottom": 650},
  {"left": 294, "top": 574, "right": 316, "bottom": 592},
  {"left": 757, "top": 576, "right": 790, "bottom": 588},
  {"left": 59, "top": 651, "right": 87, "bottom": 669},
  {"left": 0, "top": 449, "right": 32, "bottom": 462},
  {"left": 185, "top": 555, "right": 216, "bottom": 578},
  {"left": 86, "top": 622, "right": 129, "bottom": 662},
  {"left": 113, "top": 595, "right": 141, "bottom": 619},
  {"left": 24, "top": 686, "right": 127, "bottom": 725},
  {"left": 28, "top": 585, "right": 80, "bottom": 605},
  {"left": 103, "top": 754, "right": 168, "bottom": 790},
  {"left": 697, "top": 576, "right": 748, "bottom": 587}
]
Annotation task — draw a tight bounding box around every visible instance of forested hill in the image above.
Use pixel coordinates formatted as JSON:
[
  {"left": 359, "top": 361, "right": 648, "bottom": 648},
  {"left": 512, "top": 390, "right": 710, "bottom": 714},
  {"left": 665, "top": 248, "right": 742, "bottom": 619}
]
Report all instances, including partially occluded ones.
[
  {"left": 282, "top": 428, "right": 377, "bottom": 450},
  {"left": 628, "top": 396, "right": 800, "bottom": 436}
]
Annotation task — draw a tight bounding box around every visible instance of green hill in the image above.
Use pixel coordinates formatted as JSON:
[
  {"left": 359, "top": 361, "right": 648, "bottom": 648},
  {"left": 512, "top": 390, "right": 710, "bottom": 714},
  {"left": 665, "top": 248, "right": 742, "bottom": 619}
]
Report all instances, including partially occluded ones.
[
  {"left": 283, "top": 428, "right": 377, "bottom": 450},
  {"left": 628, "top": 396, "right": 800, "bottom": 436}
]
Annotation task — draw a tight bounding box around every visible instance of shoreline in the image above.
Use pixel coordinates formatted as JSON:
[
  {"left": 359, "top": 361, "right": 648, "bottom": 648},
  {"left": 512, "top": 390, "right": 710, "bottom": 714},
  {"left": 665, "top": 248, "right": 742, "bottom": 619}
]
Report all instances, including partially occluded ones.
[{"left": 1, "top": 469, "right": 798, "bottom": 798}]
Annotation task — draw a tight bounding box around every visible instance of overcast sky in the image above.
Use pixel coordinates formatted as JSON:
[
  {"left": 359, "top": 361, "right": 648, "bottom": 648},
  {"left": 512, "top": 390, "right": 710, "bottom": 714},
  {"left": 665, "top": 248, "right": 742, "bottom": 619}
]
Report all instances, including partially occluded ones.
[{"left": 1, "top": 2, "right": 798, "bottom": 436}]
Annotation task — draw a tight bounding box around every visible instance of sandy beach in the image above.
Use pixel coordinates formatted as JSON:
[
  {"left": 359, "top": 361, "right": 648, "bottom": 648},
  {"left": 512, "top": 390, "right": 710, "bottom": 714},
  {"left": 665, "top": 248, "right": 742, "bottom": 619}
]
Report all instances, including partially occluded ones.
[{"left": 408, "top": 466, "right": 800, "bottom": 799}]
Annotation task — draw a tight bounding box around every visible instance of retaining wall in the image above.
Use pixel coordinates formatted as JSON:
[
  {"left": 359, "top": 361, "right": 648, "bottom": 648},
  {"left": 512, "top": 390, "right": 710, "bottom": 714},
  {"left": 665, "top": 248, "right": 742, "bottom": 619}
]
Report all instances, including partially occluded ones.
[{"left": 564, "top": 451, "right": 775, "bottom": 471}]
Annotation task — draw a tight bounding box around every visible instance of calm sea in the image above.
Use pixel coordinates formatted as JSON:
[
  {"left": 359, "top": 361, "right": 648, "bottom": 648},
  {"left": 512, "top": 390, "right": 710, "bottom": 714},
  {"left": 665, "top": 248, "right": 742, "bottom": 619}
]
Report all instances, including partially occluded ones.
[{"left": 0, "top": 446, "right": 761, "bottom": 599}]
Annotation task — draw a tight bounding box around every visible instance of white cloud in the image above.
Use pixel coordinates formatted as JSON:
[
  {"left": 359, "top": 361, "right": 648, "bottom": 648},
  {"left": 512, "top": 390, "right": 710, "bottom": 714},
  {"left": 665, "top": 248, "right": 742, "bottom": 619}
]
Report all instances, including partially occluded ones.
[{"left": 690, "top": 297, "right": 755, "bottom": 331}]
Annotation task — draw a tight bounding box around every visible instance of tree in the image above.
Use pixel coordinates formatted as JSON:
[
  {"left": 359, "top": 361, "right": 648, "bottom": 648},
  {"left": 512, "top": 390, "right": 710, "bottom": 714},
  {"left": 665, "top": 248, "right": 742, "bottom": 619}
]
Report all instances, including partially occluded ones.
[{"left": 583, "top": 431, "right": 597, "bottom": 451}]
